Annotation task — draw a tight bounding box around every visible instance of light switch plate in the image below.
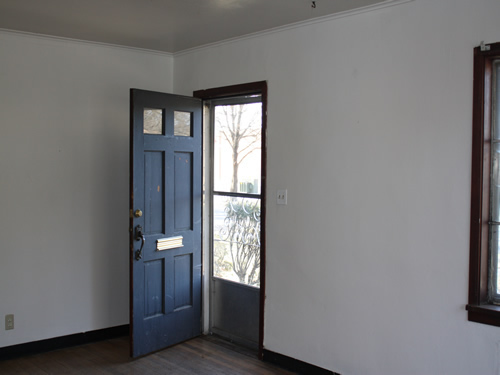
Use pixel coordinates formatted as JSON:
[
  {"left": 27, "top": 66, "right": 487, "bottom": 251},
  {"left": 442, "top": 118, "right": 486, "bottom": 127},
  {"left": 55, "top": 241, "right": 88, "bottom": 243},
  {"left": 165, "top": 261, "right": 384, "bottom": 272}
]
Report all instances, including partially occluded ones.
[
  {"left": 277, "top": 189, "right": 287, "bottom": 205},
  {"left": 5, "top": 314, "right": 14, "bottom": 330}
]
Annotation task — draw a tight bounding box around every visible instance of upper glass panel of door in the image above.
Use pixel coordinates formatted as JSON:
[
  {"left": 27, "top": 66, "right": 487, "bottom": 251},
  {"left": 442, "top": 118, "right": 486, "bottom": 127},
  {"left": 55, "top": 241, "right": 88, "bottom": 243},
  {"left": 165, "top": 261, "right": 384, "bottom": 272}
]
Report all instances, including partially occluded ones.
[
  {"left": 174, "top": 111, "right": 192, "bottom": 137},
  {"left": 144, "top": 108, "right": 163, "bottom": 134},
  {"left": 213, "top": 101, "right": 262, "bottom": 194},
  {"left": 143, "top": 108, "right": 192, "bottom": 137}
]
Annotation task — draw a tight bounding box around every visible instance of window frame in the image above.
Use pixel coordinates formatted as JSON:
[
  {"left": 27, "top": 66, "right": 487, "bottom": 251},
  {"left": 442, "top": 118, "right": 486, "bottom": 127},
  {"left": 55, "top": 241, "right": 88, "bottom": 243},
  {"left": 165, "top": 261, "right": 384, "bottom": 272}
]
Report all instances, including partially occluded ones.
[
  {"left": 193, "top": 81, "right": 268, "bottom": 357},
  {"left": 467, "top": 41, "right": 500, "bottom": 326},
  {"left": 210, "top": 94, "right": 263, "bottom": 287}
]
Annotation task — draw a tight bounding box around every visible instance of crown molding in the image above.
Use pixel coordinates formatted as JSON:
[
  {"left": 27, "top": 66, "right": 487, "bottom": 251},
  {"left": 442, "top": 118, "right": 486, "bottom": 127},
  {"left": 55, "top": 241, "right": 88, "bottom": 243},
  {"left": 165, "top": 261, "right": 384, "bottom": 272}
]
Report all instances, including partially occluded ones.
[
  {"left": 0, "top": 28, "right": 174, "bottom": 57},
  {"left": 174, "top": 0, "right": 414, "bottom": 57}
]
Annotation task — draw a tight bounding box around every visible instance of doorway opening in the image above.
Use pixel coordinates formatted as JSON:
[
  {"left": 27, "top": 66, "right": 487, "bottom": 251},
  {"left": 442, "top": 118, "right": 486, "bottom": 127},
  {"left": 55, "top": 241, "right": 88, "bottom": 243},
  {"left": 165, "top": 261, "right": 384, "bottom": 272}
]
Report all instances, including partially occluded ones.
[{"left": 194, "top": 81, "right": 267, "bottom": 356}]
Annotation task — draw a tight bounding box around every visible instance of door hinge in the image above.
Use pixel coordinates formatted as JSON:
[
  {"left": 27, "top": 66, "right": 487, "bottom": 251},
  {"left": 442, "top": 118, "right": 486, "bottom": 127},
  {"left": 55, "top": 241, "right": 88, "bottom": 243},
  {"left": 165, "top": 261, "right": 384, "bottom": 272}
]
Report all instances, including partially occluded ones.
[
  {"left": 129, "top": 209, "right": 133, "bottom": 218},
  {"left": 480, "top": 41, "right": 491, "bottom": 52}
]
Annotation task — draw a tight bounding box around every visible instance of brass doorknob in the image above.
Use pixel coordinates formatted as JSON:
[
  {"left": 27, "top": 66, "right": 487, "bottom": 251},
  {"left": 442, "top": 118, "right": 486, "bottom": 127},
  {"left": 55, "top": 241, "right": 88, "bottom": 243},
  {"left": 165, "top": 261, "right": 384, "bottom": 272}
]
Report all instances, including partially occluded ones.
[{"left": 134, "top": 209, "right": 143, "bottom": 218}]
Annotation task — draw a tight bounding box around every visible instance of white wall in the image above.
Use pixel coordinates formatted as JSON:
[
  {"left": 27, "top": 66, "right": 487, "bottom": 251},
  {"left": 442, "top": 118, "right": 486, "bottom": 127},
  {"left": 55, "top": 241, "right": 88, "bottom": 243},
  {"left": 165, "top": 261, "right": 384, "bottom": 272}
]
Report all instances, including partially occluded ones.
[
  {"left": 0, "top": 32, "right": 173, "bottom": 347},
  {"left": 174, "top": 0, "right": 500, "bottom": 374}
]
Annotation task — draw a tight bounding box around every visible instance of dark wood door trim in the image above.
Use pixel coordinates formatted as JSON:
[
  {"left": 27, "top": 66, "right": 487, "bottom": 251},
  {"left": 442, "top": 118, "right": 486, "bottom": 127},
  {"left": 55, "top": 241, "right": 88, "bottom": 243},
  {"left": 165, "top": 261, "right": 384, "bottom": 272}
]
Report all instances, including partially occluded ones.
[{"left": 194, "top": 81, "right": 267, "bottom": 359}]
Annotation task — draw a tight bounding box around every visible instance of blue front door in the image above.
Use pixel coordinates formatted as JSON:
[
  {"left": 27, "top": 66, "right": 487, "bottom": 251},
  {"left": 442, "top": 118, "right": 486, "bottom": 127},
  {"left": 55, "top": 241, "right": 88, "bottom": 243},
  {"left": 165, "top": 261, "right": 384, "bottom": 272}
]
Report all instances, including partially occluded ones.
[{"left": 129, "top": 89, "right": 202, "bottom": 357}]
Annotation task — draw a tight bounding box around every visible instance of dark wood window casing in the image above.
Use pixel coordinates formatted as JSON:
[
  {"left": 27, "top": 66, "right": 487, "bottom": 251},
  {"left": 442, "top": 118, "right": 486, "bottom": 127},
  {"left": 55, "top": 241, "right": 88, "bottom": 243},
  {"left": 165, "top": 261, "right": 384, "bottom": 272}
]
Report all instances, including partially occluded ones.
[
  {"left": 467, "top": 41, "right": 500, "bottom": 326},
  {"left": 193, "top": 81, "right": 268, "bottom": 357}
]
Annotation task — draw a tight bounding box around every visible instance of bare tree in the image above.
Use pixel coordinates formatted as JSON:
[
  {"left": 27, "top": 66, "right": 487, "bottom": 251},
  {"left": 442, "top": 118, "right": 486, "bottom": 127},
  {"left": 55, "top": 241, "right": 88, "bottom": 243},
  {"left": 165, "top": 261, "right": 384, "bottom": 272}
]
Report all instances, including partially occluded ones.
[{"left": 216, "top": 104, "right": 261, "bottom": 192}]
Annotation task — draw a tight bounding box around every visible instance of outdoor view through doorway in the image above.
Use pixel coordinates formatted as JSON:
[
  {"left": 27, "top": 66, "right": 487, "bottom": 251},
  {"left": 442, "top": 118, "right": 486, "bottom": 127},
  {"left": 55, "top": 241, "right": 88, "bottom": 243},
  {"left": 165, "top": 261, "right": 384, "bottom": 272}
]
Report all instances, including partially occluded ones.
[
  {"left": 210, "top": 94, "right": 263, "bottom": 349},
  {"left": 213, "top": 98, "right": 262, "bottom": 287}
]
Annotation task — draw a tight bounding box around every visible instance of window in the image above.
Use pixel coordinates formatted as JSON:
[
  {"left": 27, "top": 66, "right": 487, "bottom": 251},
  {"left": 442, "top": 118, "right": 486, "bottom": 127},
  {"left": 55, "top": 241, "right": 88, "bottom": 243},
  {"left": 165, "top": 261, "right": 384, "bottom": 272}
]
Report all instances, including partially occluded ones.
[
  {"left": 467, "top": 41, "right": 500, "bottom": 326},
  {"left": 211, "top": 96, "right": 263, "bottom": 287}
]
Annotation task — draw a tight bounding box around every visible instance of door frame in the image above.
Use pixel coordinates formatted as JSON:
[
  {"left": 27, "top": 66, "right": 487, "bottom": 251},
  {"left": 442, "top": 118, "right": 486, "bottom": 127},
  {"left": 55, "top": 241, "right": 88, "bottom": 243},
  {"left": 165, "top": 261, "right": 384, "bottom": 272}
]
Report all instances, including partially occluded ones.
[{"left": 193, "top": 81, "right": 267, "bottom": 358}]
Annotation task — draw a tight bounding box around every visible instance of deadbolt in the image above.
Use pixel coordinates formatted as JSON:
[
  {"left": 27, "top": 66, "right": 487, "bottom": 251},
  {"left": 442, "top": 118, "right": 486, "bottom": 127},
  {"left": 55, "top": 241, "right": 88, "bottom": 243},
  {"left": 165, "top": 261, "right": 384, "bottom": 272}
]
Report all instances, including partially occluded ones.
[{"left": 134, "top": 209, "right": 143, "bottom": 218}]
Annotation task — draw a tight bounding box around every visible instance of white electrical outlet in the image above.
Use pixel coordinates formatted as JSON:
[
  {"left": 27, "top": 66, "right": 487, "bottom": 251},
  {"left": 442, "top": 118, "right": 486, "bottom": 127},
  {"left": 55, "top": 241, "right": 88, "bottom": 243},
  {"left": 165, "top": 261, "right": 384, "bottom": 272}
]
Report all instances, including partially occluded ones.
[
  {"left": 5, "top": 314, "right": 14, "bottom": 330},
  {"left": 277, "top": 189, "right": 287, "bottom": 205}
]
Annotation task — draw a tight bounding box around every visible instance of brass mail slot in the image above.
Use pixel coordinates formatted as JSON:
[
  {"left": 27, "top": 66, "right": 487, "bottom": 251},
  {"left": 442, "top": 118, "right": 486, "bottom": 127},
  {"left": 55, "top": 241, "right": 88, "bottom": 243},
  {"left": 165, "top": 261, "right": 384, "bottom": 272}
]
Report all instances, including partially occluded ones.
[{"left": 157, "top": 236, "right": 183, "bottom": 251}]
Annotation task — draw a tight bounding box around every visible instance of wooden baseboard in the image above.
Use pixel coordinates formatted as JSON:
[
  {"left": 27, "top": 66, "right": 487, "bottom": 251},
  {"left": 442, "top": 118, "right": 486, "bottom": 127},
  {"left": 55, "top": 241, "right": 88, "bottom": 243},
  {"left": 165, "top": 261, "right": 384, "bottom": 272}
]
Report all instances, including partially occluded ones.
[
  {"left": 0, "top": 324, "right": 129, "bottom": 361},
  {"left": 262, "top": 349, "right": 339, "bottom": 375}
]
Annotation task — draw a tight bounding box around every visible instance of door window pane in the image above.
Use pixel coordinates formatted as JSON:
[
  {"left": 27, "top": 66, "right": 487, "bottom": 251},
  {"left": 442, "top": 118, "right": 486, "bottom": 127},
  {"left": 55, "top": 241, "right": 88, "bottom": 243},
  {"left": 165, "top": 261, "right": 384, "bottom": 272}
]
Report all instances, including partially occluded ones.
[
  {"left": 493, "top": 61, "right": 500, "bottom": 139},
  {"left": 213, "top": 103, "right": 261, "bottom": 193},
  {"left": 174, "top": 111, "right": 191, "bottom": 137},
  {"left": 144, "top": 108, "right": 163, "bottom": 134},
  {"left": 492, "top": 60, "right": 500, "bottom": 301},
  {"left": 491, "top": 226, "right": 500, "bottom": 297},
  {"left": 491, "top": 142, "right": 500, "bottom": 223},
  {"left": 213, "top": 195, "right": 260, "bottom": 287}
]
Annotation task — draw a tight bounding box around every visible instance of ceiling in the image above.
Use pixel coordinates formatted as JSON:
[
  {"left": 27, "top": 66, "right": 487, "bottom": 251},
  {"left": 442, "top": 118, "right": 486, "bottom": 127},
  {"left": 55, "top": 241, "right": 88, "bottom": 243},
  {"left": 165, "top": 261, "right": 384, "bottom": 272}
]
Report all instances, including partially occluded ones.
[{"left": 0, "top": 0, "right": 391, "bottom": 53}]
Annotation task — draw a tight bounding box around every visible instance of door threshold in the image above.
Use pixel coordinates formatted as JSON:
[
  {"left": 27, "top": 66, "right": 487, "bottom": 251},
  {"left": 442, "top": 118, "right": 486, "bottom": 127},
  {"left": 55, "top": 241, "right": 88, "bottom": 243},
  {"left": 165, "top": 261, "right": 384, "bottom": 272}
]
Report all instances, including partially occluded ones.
[{"left": 201, "top": 333, "right": 259, "bottom": 359}]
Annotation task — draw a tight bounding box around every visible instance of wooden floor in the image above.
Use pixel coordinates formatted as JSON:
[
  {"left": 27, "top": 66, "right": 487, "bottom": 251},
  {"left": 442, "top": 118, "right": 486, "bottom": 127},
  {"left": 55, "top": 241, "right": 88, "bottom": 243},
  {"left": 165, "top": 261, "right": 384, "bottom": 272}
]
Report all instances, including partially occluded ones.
[{"left": 0, "top": 335, "right": 296, "bottom": 374}]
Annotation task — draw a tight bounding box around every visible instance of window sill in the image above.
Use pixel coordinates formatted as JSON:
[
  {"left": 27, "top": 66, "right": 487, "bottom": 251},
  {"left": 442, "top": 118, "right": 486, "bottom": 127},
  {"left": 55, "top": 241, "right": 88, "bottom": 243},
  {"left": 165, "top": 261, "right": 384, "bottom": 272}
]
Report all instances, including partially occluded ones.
[{"left": 466, "top": 304, "right": 500, "bottom": 327}]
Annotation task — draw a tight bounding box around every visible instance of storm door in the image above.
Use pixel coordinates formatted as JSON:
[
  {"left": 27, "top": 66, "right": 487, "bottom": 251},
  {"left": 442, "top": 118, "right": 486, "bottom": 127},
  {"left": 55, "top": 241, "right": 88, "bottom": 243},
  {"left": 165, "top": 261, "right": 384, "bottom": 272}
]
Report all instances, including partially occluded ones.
[{"left": 209, "top": 94, "right": 263, "bottom": 349}]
